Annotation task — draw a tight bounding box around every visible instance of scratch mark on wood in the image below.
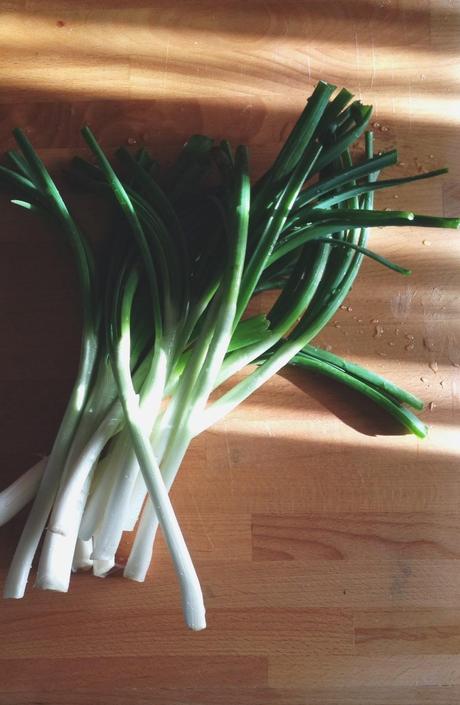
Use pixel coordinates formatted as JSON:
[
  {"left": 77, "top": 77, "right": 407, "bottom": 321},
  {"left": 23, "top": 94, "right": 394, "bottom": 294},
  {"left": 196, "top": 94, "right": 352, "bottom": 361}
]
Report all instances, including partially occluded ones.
[
  {"left": 263, "top": 421, "right": 273, "bottom": 438},
  {"left": 188, "top": 486, "right": 215, "bottom": 551},
  {"left": 354, "top": 29, "right": 362, "bottom": 100},
  {"left": 162, "top": 38, "right": 171, "bottom": 91},
  {"left": 408, "top": 81, "right": 413, "bottom": 132},
  {"left": 224, "top": 424, "right": 236, "bottom": 494},
  {"left": 370, "top": 38, "right": 376, "bottom": 89}
]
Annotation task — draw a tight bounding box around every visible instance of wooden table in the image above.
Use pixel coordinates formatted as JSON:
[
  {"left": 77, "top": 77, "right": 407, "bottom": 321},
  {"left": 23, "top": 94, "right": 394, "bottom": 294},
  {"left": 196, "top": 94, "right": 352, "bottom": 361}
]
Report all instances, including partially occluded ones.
[{"left": 1, "top": 1, "right": 459, "bottom": 703}]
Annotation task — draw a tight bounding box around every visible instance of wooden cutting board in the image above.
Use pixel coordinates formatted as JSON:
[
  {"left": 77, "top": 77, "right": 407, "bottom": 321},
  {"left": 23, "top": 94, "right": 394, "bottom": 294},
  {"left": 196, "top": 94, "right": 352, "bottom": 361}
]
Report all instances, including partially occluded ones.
[{"left": 1, "top": 1, "right": 459, "bottom": 703}]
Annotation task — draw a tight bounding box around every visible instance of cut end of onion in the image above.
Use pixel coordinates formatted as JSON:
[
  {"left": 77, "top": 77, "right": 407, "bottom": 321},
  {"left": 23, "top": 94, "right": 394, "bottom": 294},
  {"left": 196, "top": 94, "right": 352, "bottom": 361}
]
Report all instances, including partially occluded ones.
[
  {"left": 185, "top": 605, "right": 207, "bottom": 632},
  {"left": 35, "top": 574, "right": 70, "bottom": 593}
]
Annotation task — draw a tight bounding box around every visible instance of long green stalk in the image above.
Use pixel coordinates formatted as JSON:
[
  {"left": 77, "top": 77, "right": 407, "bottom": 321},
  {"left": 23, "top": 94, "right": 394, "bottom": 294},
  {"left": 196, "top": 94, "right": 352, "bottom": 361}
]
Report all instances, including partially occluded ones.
[{"left": 109, "top": 268, "right": 205, "bottom": 630}]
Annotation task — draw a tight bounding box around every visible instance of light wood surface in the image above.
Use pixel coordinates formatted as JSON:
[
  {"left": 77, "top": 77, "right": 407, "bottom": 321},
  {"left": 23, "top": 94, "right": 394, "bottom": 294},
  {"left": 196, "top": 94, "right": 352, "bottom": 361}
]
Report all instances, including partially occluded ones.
[{"left": 1, "top": 1, "right": 460, "bottom": 703}]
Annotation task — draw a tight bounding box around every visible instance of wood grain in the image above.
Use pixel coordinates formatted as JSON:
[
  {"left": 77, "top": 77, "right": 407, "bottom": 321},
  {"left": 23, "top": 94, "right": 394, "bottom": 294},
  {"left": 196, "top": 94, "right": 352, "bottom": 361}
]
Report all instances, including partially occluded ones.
[{"left": 0, "top": 1, "right": 460, "bottom": 704}]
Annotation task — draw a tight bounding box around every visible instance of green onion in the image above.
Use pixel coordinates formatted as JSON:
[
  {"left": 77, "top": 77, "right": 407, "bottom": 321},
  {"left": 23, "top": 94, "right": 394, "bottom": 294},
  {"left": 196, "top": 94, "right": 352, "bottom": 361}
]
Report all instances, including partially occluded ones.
[{"left": 1, "top": 81, "right": 457, "bottom": 630}]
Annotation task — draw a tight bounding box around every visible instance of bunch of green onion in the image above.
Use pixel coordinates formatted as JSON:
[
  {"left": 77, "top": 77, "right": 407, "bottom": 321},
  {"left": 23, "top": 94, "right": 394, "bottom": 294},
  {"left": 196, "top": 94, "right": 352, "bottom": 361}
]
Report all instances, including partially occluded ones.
[{"left": 0, "top": 81, "right": 458, "bottom": 630}]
